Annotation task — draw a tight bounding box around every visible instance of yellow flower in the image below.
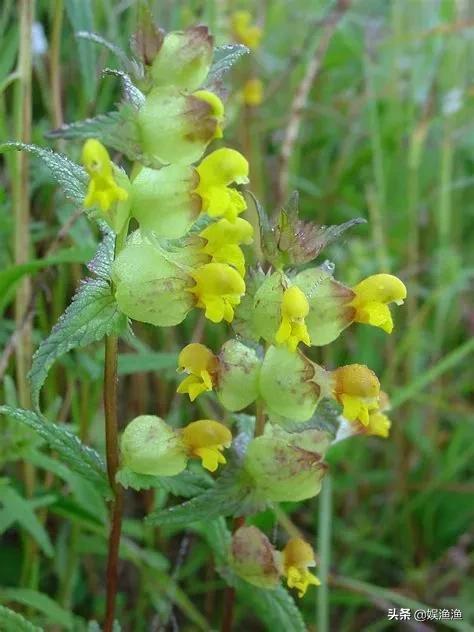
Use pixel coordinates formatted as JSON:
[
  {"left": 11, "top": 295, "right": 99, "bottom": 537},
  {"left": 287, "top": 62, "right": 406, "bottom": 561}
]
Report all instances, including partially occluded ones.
[
  {"left": 195, "top": 148, "right": 249, "bottom": 222},
  {"left": 365, "top": 409, "right": 391, "bottom": 438},
  {"left": 181, "top": 419, "right": 232, "bottom": 472},
  {"left": 82, "top": 139, "right": 128, "bottom": 212},
  {"left": 275, "top": 286, "right": 311, "bottom": 352},
  {"left": 243, "top": 78, "right": 264, "bottom": 107},
  {"left": 350, "top": 274, "right": 407, "bottom": 334},
  {"left": 231, "top": 10, "right": 263, "bottom": 49},
  {"left": 332, "top": 364, "right": 380, "bottom": 426},
  {"left": 176, "top": 343, "right": 218, "bottom": 401},
  {"left": 282, "top": 538, "right": 320, "bottom": 598},
  {"left": 199, "top": 217, "right": 254, "bottom": 276},
  {"left": 188, "top": 262, "right": 246, "bottom": 323}
]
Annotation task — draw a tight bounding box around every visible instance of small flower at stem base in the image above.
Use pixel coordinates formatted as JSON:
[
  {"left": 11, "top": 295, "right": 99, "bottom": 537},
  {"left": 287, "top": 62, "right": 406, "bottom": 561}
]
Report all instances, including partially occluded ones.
[
  {"left": 283, "top": 538, "right": 320, "bottom": 598},
  {"left": 332, "top": 364, "right": 380, "bottom": 425},
  {"left": 82, "top": 139, "right": 128, "bottom": 213}
]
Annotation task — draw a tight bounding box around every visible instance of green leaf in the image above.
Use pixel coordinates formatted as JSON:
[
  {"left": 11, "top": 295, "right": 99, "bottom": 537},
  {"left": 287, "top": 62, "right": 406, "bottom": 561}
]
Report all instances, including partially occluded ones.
[
  {"left": 0, "top": 589, "right": 75, "bottom": 630},
  {"left": 0, "top": 407, "right": 109, "bottom": 497},
  {"left": 0, "top": 605, "right": 43, "bottom": 632},
  {"left": 206, "top": 44, "right": 249, "bottom": 85},
  {"left": 236, "top": 583, "right": 306, "bottom": 632},
  {"left": 0, "top": 246, "right": 95, "bottom": 312},
  {"left": 77, "top": 30, "right": 135, "bottom": 74},
  {"left": 0, "top": 483, "right": 53, "bottom": 557},
  {"left": 29, "top": 277, "right": 127, "bottom": 409},
  {"left": 86, "top": 228, "right": 115, "bottom": 279},
  {"left": 116, "top": 467, "right": 213, "bottom": 497},
  {"left": 102, "top": 69, "right": 145, "bottom": 109},
  {"left": 46, "top": 107, "right": 143, "bottom": 161},
  {"left": 64, "top": 0, "right": 97, "bottom": 102},
  {"left": 117, "top": 352, "right": 178, "bottom": 375},
  {"left": 0, "top": 142, "right": 87, "bottom": 203},
  {"left": 145, "top": 463, "right": 266, "bottom": 526}
]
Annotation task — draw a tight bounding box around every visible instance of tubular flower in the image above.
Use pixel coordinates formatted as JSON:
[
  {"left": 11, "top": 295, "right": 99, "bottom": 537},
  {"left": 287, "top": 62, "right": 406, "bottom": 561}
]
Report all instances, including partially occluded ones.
[
  {"left": 195, "top": 148, "right": 249, "bottom": 222},
  {"left": 181, "top": 419, "right": 232, "bottom": 472},
  {"left": 332, "top": 364, "right": 380, "bottom": 426},
  {"left": 349, "top": 274, "right": 407, "bottom": 334},
  {"left": 275, "top": 286, "right": 311, "bottom": 352},
  {"left": 176, "top": 343, "right": 218, "bottom": 401},
  {"left": 199, "top": 217, "right": 254, "bottom": 276},
  {"left": 82, "top": 139, "right": 128, "bottom": 212},
  {"left": 243, "top": 78, "right": 264, "bottom": 107},
  {"left": 231, "top": 10, "right": 262, "bottom": 49},
  {"left": 282, "top": 538, "right": 320, "bottom": 598},
  {"left": 188, "top": 262, "right": 246, "bottom": 323}
]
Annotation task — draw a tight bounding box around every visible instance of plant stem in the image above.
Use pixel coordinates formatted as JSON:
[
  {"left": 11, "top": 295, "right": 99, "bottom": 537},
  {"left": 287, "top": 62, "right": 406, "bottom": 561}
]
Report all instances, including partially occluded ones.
[
  {"left": 103, "top": 225, "right": 128, "bottom": 631},
  {"left": 317, "top": 475, "right": 332, "bottom": 632}
]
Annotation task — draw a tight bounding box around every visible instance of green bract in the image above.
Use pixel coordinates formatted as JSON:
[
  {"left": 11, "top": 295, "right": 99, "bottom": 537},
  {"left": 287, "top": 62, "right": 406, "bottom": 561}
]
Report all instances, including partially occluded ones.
[
  {"left": 112, "top": 231, "right": 206, "bottom": 326},
  {"left": 150, "top": 26, "right": 213, "bottom": 92},
  {"left": 137, "top": 87, "right": 222, "bottom": 165},
  {"left": 231, "top": 526, "right": 282, "bottom": 588},
  {"left": 293, "top": 266, "right": 355, "bottom": 346},
  {"left": 252, "top": 270, "right": 285, "bottom": 344},
  {"left": 216, "top": 340, "right": 261, "bottom": 411},
  {"left": 244, "top": 425, "right": 330, "bottom": 502},
  {"left": 259, "top": 346, "right": 328, "bottom": 422},
  {"left": 130, "top": 165, "right": 200, "bottom": 238},
  {"left": 120, "top": 415, "right": 187, "bottom": 476}
]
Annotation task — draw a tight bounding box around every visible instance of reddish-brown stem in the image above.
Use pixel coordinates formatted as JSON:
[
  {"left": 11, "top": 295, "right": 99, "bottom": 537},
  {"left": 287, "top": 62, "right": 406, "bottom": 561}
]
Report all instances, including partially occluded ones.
[{"left": 103, "top": 333, "right": 123, "bottom": 632}]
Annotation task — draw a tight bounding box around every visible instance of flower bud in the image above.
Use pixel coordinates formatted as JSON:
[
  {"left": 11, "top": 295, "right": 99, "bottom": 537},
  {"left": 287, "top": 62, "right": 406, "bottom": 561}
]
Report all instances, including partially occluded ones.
[
  {"left": 112, "top": 231, "right": 204, "bottom": 326},
  {"left": 231, "top": 526, "right": 282, "bottom": 588},
  {"left": 137, "top": 88, "right": 224, "bottom": 165},
  {"left": 149, "top": 26, "right": 213, "bottom": 92},
  {"left": 130, "top": 165, "right": 200, "bottom": 238},
  {"left": 244, "top": 425, "right": 330, "bottom": 502},
  {"left": 216, "top": 340, "right": 260, "bottom": 411},
  {"left": 259, "top": 346, "right": 330, "bottom": 422},
  {"left": 120, "top": 415, "right": 187, "bottom": 476}
]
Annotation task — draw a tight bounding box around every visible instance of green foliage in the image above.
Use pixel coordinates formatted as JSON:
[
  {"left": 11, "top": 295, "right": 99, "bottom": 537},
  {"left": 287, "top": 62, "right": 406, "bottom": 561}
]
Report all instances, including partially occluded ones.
[
  {"left": 29, "top": 277, "right": 127, "bottom": 408},
  {"left": 0, "top": 605, "right": 43, "bottom": 632},
  {"left": 0, "top": 407, "right": 109, "bottom": 497},
  {"left": 0, "top": 143, "right": 88, "bottom": 203},
  {"left": 0, "top": 588, "right": 75, "bottom": 629},
  {"left": 64, "top": 0, "right": 97, "bottom": 101}
]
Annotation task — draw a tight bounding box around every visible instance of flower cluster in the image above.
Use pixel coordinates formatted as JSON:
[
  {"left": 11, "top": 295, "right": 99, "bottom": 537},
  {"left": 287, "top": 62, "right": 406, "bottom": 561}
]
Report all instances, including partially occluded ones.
[{"left": 77, "top": 20, "right": 407, "bottom": 606}]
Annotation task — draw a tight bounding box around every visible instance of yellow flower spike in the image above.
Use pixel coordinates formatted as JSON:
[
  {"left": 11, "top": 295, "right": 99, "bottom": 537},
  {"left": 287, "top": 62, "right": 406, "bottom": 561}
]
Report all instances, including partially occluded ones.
[
  {"left": 243, "top": 78, "right": 264, "bottom": 107},
  {"left": 350, "top": 273, "right": 407, "bottom": 334},
  {"left": 282, "top": 538, "right": 320, "bottom": 598},
  {"left": 195, "top": 148, "right": 249, "bottom": 222},
  {"left": 193, "top": 90, "right": 225, "bottom": 139},
  {"left": 199, "top": 218, "right": 254, "bottom": 276},
  {"left": 231, "top": 10, "right": 263, "bottom": 49},
  {"left": 81, "top": 139, "right": 128, "bottom": 212},
  {"left": 332, "top": 364, "right": 381, "bottom": 426},
  {"left": 188, "top": 262, "right": 246, "bottom": 323},
  {"left": 275, "top": 286, "right": 311, "bottom": 352},
  {"left": 176, "top": 343, "right": 218, "bottom": 401},
  {"left": 181, "top": 419, "right": 232, "bottom": 472}
]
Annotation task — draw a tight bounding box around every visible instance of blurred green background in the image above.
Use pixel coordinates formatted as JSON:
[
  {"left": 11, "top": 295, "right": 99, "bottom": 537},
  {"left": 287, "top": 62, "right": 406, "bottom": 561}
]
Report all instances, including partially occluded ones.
[{"left": 0, "top": 0, "right": 473, "bottom": 630}]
